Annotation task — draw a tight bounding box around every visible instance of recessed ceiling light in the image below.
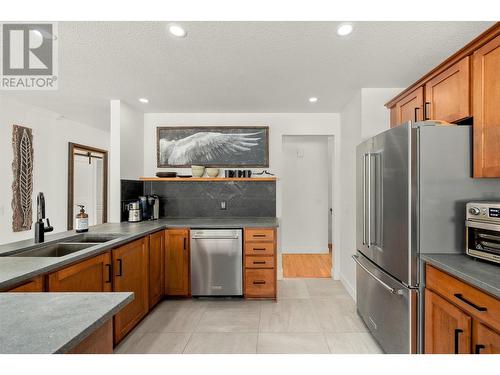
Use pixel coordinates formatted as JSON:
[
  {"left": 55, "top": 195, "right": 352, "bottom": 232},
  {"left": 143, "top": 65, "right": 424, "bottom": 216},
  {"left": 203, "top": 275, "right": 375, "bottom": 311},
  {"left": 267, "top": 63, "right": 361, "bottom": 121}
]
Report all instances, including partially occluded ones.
[
  {"left": 309, "top": 97, "right": 318, "bottom": 103},
  {"left": 168, "top": 24, "right": 187, "bottom": 38},
  {"left": 138, "top": 98, "right": 149, "bottom": 103},
  {"left": 337, "top": 23, "right": 353, "bottom": 36}
]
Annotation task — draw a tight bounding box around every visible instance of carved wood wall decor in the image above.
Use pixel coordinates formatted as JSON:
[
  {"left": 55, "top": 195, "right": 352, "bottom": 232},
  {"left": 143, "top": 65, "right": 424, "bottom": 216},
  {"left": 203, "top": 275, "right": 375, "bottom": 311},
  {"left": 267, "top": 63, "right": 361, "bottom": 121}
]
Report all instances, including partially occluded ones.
[{"left": 12, "top": 125, "right": 34, "bottom": 232}]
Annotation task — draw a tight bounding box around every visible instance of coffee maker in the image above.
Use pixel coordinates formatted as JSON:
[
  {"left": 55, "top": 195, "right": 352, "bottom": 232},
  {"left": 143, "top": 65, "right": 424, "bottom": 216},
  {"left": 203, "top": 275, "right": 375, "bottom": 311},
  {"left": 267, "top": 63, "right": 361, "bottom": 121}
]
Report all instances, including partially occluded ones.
[
  {"left": 139, "top": 195, "right": 160, "bottom": 221},
  {"left": 148, "top": 195, "right": 160, "bottom": 220}
]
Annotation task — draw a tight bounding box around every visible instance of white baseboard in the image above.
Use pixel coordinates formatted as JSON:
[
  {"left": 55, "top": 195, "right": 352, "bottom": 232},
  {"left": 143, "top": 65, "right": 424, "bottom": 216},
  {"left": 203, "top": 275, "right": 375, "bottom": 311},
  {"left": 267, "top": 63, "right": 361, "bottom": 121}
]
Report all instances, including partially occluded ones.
[{"left": 340, "top": 274, "right": 356, "bottom": 301}]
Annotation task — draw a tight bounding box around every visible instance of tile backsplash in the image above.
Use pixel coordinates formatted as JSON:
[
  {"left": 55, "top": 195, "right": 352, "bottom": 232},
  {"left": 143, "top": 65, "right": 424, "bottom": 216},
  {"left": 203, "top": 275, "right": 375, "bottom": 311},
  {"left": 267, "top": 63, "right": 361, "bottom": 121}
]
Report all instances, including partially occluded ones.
[{"left": 143, "top": 180, "right": 276, "bottom": 218}]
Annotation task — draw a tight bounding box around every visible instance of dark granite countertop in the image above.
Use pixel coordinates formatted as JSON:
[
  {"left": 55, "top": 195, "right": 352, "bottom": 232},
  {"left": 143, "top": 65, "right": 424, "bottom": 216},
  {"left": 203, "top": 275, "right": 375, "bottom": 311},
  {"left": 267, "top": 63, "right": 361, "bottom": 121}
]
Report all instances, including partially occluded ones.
[
  {"left": 0, "top": 292, "right": 133, "bottom": 354},
  {"left": 0, "top": 217, "right": 278, "bottom": 290},
  {"left": 421, "top": 253, "right": 500, "bottom": 298}
]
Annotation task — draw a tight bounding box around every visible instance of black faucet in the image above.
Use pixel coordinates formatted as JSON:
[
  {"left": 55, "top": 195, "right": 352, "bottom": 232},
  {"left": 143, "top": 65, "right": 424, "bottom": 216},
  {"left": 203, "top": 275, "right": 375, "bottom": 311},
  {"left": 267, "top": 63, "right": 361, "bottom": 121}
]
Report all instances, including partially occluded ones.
[{"left": 34, "top": 192, "right": 54, "bottom": 243}]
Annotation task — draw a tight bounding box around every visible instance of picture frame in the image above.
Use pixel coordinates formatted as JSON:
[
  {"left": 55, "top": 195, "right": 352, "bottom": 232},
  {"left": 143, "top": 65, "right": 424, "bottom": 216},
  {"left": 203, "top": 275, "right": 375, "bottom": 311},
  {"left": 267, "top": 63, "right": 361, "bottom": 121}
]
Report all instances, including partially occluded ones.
[{"left": 156, "top": 126, "right": 269, "bottom": 168}]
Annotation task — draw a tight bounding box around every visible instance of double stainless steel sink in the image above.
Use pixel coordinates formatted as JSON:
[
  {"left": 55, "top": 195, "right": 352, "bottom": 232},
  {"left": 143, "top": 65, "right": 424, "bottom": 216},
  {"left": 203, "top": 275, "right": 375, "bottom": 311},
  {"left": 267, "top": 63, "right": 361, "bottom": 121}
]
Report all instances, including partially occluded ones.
[{"left": 7, "top": 233, "right": 123, "bottom": 258}]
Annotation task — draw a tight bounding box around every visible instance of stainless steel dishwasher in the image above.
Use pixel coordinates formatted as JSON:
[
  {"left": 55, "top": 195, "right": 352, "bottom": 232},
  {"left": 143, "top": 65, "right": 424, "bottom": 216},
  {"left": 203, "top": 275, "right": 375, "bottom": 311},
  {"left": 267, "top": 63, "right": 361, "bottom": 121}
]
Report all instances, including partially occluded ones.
[{"left": 190, "top": 229, "right": 243, "bottom": 296}]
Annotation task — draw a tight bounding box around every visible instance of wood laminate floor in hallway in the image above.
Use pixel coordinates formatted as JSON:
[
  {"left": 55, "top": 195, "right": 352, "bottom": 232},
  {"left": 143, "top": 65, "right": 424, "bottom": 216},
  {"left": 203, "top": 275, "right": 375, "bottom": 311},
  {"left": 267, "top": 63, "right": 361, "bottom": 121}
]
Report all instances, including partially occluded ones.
[
  {"left": 115, "top": 278, "right": 382, "bottom": 354},
  {"left": 282, "top": 253, "right": 332, "bottom": 278}
]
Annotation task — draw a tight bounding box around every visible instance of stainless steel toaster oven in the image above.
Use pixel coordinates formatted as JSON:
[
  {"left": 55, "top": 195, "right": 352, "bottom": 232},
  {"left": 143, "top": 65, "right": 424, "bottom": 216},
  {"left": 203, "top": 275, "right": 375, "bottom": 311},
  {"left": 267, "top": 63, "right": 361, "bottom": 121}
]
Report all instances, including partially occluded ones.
[{"left": 466, "top": 202, "right": 500, "bottom": 264}]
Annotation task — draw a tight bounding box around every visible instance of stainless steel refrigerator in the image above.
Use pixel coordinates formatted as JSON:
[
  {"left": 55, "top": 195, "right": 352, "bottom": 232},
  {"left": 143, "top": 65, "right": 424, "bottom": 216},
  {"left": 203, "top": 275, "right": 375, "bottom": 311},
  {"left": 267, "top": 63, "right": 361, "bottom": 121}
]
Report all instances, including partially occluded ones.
[{"left": 354, "top": 121, "right": 500, "bottom": 354}]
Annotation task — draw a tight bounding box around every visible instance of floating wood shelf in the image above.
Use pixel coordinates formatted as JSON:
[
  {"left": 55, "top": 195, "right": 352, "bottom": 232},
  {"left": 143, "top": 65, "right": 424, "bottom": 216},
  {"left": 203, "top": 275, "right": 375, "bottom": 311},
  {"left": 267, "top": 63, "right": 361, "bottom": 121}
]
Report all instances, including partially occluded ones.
[{"left": 140, "top": 177, "right": 277, "bottom": 182}]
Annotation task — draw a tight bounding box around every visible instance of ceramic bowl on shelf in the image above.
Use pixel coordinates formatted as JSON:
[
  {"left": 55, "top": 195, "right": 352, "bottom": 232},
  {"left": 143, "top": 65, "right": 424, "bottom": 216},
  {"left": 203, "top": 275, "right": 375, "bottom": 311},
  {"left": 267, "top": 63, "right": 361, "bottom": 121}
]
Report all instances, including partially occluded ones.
[
  {"left": 191, "top": 165, "right": 205, "bottom": 177},
  {"left": 206, "top": 168, "right": 220, "bottom": 178}
]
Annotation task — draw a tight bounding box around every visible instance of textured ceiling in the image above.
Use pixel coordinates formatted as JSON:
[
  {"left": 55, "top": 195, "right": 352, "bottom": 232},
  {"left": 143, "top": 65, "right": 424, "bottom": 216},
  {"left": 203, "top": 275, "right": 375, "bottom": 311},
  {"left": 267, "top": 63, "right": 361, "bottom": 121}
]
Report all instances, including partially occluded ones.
[{"left": 1, "top": 21, "right": 494, "bottom": 129}]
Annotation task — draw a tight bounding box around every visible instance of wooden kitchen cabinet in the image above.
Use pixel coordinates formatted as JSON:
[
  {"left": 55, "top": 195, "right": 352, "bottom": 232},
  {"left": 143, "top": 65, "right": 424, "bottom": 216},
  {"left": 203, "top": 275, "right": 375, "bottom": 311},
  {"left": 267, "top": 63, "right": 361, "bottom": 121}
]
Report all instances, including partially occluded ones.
[
  {"left": 68, "top": 320, "right": 113, "bottom": 354},
  {"left": 149, "top": 230, "right": 165, "bottom": 308},
  {"left": 48, "top": 252, "right": 112, "bottom": 292},
  {"left": 425, "top": 264, "right": 500, "bottom": 354},
  {"left": 164, "top": 228, "right": 190, "bottom": 296},
  {"left": 243, "top": 227, "right": 277, "bottom": 299},
  {"left": 424, "top": 289, "right": 472, "bottom": 354},
  {"left": 6, "top": 276, "right": 44, "bottom": 292},
  {"left": 385, "top": 24, "right": 500, "bottom": 176},
  {"left": 473, "top": 34, "right": 500, "bottom": 177},
  {"left": 424, "top": 56, "right": 470, "bottom": 123},
  {"left": 389, "top": 106, "right": 398, "bottom": 128},
  {"left": 112, "top": 237, "right": 149, "bottom": 344},
  {"left": 474, "top": 322, "right": 500, "bottom": 354},
  {"left": 391, "top": 86, "right": 424, "bottom": 128}
]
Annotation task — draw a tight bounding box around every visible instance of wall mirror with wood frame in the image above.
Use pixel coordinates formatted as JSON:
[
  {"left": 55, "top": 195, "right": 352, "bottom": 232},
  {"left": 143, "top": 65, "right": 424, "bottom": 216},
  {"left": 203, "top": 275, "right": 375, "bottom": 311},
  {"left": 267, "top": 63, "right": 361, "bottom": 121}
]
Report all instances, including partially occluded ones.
[{"left": 67, "top": 143, "right": 108, "bottom": 230}]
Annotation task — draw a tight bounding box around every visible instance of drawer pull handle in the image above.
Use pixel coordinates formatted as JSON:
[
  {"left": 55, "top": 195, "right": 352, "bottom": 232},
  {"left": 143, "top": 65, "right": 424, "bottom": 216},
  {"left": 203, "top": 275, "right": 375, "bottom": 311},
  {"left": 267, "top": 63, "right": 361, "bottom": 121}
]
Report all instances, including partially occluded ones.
[
  {"left": 253, "top": 248, "right": 266, "bottom": 251},
  {"left": 253, "top": 280, "right": 266, "bottom": 285},
  {"left": 253, "top": 234, "right": 266, "bottom": 237},
  {"left": 105, "top": 264, "right": 112, "bottom": 283},
  {"left": 454, "top": 293, "right": 487, "bottom": 312},
  {"left": 424, "top": 102, "right": 431, "bottom": 120},
  {"left": 454, "top": 329, "right": 463, "bottom": 354},
  {"left": 475, "top": 344, "right": 485, "bottom": 354},
  {"left": 253, "top": 261, "right": 266, "bottom": 264},
  {"left": 116, "top": 259, "right": 123, "bottom": 277}
]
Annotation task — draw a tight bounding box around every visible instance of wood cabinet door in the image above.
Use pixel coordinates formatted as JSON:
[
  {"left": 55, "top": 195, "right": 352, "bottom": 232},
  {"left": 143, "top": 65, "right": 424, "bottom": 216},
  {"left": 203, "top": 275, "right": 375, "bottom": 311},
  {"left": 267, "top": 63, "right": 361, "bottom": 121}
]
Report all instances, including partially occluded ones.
[
  {"left": 164, "top": 228, "right": 190, "bottom": 296},
  {"left": 48, "top": 253, "right": 112, "bottom": 292},
  {"left": 149, "top": 230, "right": 164, "bottom": 308},
  {"left": 394, "top": 86, "right": 424, "bottom": 127},
  {"left": 474, "top": 322, "right": 500, "bottom": 354},
  {"left": 424, "top": 56, "right": 470, "bottom": 123},
  {"left": 425, "top": 289, "right": 472, "bottom": 354},
  {"left": 113, "top": 238, "right": 149, "bottom": 343},
  {"left": 7, "top": 276, "right": 44, "bottom": 292},
  {"left": 473, "top": 35, "right": 500, "bottom": 177},
  {"left": 389, "top": 105, "right": 398, "bottom": 128}
]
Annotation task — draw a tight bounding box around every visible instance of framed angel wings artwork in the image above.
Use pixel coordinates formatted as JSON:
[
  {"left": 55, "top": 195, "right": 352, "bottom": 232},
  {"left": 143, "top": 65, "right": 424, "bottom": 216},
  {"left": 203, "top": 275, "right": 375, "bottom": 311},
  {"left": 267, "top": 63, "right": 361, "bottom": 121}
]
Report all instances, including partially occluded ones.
[{"left": 156, "top": 126, "right": 269, "bottom": 168}]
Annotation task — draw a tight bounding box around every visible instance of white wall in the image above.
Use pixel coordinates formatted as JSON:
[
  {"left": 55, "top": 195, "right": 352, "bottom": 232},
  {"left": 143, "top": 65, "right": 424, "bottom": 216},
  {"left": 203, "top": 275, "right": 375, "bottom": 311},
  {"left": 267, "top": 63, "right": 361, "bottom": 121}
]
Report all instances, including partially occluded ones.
[
  {"left": 0, "top": 96, "right": 109, "bottom": 244},
  {"left": 109, "top": 100, "right": 144, "bottom": 223},
  {"left": 143, "top": 113, "right": 342, "bottom": 278},
  {"left": 120, "top": 102, "right": 145, "bottom": 179},
  {"left": 361, "top": 88, "right": 403, "bottom": 140},
  {"left": 338, "top": 91, "right": 362, "bottom": 297},
  {"left": 338, "top": 88, "right": 403, "bottom": 298},
  {"left": 282, "top": 135, "right": 330, "bottom": 253},
  {"left": 109, "top": 100, "right": 121, "bottom": 223}
]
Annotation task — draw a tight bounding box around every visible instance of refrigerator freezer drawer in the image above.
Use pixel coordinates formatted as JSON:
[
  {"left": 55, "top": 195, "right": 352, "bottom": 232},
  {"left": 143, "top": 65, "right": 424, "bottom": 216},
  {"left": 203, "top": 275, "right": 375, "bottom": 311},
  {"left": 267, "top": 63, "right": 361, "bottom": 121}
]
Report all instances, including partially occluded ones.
[{"left": 354, "top": 253, "right": 418, "bottom": 353}]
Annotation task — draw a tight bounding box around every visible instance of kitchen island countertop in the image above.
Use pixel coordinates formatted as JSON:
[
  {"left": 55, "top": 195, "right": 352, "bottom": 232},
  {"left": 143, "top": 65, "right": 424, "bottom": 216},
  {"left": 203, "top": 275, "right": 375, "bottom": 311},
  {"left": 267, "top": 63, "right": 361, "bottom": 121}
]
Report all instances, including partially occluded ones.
[{"left": 0, "top": 292, "right": 133, "bottom": 354}]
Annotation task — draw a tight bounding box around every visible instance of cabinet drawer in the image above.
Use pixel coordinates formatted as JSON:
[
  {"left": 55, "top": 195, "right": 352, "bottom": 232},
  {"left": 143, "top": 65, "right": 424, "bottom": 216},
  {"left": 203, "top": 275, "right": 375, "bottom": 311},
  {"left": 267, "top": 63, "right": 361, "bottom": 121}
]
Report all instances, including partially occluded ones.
[
  {"left": 426, "top": 264, "right": 500, "bottom": 331},
  {"left": 245, "top": 269, "right": 275, "bottom": 298},
  {"left": 244, "top": 228, "right": 275, "bottom": 242},
  {"left": 245, "top": 256, "right": 274, "bottom": 269},
  {"left": 244, "top": 242, "right": 275, "bottom": 256}
]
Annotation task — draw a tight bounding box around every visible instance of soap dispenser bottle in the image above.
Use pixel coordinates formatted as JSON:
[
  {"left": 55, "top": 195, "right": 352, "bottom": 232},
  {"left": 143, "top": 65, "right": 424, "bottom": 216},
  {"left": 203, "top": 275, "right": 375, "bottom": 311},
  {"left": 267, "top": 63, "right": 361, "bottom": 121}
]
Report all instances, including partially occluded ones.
[{"left": 75, "top": 205, "right": 89, "bottom": 233}]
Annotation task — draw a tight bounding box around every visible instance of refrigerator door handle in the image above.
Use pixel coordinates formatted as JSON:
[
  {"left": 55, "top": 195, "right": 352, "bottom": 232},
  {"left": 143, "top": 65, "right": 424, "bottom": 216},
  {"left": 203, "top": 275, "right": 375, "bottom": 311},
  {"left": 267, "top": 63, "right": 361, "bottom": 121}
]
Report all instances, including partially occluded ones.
[
  {"left": 363, "top": 153, "right": 367, "bottom": 245},
  {"left": 352, "top": 255, "right": 403, "bottom": 295},
  {"left": 367, "top": 153, "right": 372, "bottom": 247}
]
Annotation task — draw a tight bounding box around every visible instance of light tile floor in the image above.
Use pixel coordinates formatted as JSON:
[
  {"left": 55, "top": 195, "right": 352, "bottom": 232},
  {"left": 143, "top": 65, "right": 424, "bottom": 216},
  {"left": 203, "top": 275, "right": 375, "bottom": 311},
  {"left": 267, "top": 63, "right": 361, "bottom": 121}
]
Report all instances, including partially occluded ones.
[{"left": 114, "top": 278, "right": 383, "bottom": 354}]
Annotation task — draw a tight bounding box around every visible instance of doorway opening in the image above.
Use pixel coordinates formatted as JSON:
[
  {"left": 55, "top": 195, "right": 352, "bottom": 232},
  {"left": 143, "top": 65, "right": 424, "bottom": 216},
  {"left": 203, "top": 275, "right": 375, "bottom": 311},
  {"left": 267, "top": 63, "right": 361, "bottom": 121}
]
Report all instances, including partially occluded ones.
[{"left": 281, "top": 135, "right": 334, "bottom": 278}]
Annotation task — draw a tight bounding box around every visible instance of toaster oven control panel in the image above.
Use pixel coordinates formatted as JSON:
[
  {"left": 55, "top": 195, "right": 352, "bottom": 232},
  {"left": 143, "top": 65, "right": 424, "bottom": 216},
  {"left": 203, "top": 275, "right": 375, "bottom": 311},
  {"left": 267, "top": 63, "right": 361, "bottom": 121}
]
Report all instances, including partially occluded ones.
[{"left": 466, "top": 202, "right": 500, "bottom": 222}]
